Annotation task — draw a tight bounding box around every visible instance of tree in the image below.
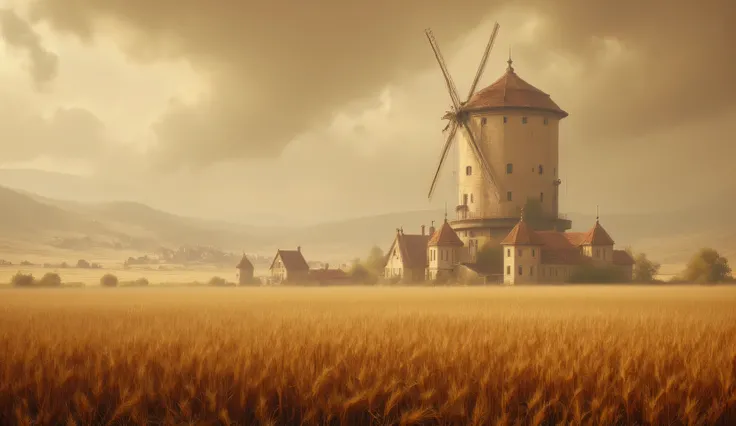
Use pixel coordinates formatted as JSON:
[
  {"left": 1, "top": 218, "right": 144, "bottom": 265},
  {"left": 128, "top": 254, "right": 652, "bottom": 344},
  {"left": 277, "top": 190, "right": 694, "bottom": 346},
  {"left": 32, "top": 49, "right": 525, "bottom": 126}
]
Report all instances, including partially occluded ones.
[
  {"left": 100, "top": 274, "right": 119, "bottom": 287},
  {"left": 515, "top": 198, "right": 546, "bottom": 230},
  {"left": 681, "top": 248, "right": 732, "bottom": 284},
  {"left": 349, "top": 263, "right": 378, "bottom": 285},
  {"left": 364, "top": 246, "right": 385, "bottom": 273},
  {"left": 38, "top": 272, "right": 62, "bottom": 287},
  {"left": 632, "top": 252, "right": 660, "bottom": 283},
  {"left": 475, "top": 242, "right": 503, "bottom": 274}
]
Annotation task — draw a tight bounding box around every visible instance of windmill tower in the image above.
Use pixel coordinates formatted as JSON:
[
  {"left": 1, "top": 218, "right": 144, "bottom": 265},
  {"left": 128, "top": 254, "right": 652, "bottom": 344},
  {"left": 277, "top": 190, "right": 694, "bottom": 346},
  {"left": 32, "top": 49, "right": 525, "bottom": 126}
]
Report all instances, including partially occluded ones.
[{"left": 425, "top": 24, "right": 572, "bottom": 256}]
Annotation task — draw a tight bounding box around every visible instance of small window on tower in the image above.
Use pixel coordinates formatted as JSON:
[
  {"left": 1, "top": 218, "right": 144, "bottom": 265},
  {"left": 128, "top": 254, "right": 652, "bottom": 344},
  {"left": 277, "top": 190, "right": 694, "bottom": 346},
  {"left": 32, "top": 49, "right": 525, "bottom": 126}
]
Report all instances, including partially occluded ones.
[
  {"left": 507, "top": 191, "right": 512, "bottom": 201},
  {"left": 503, "top": 116, "right": 508, "bottom": 124},
  {"left": 539, "top": 165, "right": 544, "bottom": 175},
  {"left": 507, "top": 249, "right": 511, "bottom": 257},
  {"left": 506, "top": 163, "right": 513, "bottom": 174},
  {"left": 506, "top": 265, "right": 511, "bottom": 275},
  {"left": 543, "top": 118, "right": 549, "bottom": 125},
  {"left": 518, "top": 266, "right": 523, "bottom": 275},
  {"left": 522, "top": 117, "right": 528, "bottom": 124},
  {"left": 465, "top": 166, "right": 472, "bottom": 176},
  {"left": 540, "top": 192, "right": 544, "bottom": 202},
  {"left": 481, "top": 117, "right": 487, "bottom": 125},
  {"left": 470, "top": 193, "right": 474, "bottom": 203}
]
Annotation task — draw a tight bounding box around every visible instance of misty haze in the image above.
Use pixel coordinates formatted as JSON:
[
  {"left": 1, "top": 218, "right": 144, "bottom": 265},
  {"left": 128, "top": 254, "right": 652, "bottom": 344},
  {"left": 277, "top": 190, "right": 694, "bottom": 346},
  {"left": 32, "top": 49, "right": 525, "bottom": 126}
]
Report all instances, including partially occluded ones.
[{"left": 0, "top": 0, "right": 735, "bottom": 424}]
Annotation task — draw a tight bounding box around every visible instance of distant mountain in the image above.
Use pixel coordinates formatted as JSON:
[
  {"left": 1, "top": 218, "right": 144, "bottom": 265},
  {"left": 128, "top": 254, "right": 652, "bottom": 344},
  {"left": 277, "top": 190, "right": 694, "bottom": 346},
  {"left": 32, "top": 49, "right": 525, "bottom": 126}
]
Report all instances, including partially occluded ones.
[{"left": 0, "top": 183, "right": 733, "bottom": 268}]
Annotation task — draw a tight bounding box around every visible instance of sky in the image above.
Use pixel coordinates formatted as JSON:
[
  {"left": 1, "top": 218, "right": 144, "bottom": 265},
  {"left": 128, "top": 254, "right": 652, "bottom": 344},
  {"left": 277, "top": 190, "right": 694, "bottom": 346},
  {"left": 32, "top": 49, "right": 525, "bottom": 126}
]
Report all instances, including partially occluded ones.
[{"left": 0, "top": 0, "right": 734, "bottom": 226}]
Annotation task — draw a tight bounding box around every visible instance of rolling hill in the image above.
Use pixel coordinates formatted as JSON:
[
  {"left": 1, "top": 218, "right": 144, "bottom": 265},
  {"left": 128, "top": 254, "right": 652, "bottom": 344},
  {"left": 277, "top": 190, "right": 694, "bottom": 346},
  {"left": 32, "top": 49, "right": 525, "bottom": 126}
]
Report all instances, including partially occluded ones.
[{"left": 0, "top": 184, "right": 733, "bottom": 270}]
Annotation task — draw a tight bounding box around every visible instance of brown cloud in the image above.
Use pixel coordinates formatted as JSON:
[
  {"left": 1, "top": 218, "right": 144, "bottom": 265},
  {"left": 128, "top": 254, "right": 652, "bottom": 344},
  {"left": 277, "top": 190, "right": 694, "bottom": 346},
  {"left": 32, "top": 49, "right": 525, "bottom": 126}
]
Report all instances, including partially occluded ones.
[
  {"left": 0, "top": 96, "right": 109, "bottom": 162},
  {"left": 26, "top": 0, "right": 736, "bottom": 169},
  {"left": 0, "top": 8, "right": 58, "bottom": 89}
]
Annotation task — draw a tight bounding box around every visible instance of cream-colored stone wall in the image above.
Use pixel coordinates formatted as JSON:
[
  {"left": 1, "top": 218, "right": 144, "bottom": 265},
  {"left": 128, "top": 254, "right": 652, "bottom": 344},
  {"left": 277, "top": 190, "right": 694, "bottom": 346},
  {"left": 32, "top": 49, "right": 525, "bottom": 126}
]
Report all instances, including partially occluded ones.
[
  {"left": 384, "top": 241, "right": 404, "bottom": 278},
  {"left": 503, "top": 245, "right": 542, "bottom": 284},
  {"left": 457, "top": 112, "right": 561, "bottom": 219},
  {"left": 427, "top": 246, "right": 461, "bottom": 279},
  {"left": 584, "top": 245, "right": 614, "bottom": 265}
]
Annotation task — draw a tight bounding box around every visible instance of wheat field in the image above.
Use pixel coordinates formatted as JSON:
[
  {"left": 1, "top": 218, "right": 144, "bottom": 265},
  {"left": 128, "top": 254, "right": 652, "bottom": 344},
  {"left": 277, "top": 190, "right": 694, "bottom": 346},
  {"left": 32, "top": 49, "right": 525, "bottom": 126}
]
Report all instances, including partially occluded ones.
[{"left": 1, "top": 286, "right": 735, "bottom": 425}]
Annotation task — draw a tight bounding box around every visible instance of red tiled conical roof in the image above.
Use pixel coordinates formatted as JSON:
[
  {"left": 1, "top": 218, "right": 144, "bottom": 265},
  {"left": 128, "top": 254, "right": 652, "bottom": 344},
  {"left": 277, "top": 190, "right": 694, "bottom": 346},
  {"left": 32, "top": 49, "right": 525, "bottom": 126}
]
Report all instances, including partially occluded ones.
[
  {"left": 500, "top": 214, "right": 544, "bottom": 246},
  {"left": 581, "top": 220, "right": 615, "bottom": 246},
  {"left": 463, "top": 60, "right": 567, "bottom": 118},
  {"left": 428, "top": 220, "right": 464, "bottom": 247}
]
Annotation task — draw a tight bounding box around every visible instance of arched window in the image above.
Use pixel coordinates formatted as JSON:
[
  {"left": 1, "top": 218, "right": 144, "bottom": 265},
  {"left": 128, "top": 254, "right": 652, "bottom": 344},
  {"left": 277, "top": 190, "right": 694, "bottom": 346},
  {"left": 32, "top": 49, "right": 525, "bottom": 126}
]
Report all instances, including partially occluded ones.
[{"left": 466, "top": 166, "right": 472, "bottom": 176}]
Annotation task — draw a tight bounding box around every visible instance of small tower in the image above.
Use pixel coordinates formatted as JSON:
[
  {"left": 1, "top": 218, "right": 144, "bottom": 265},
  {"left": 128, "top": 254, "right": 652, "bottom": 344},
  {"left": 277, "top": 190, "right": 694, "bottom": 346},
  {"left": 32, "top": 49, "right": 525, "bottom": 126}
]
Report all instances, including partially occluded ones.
[
  {"left": 236, "top": 253, "right": 255, "bottom": 285},
  {"left": 427, "top": 217, "right": 465, "bottom": 281},
  {"left": 580, "top": 210, "right": 615, "bottom": 264},
  {"left": 500, "top": 209, "right": 543, "bottom": 285}
]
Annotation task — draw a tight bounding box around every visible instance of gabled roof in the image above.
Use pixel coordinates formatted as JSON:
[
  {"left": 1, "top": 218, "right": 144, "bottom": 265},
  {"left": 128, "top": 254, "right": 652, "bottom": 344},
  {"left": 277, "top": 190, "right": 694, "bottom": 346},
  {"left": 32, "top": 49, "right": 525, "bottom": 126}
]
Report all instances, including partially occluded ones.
[
  {"left": 500, "top": 216, "right": 544, "bottom": 246},
  {"left": 428, "top": 220, "right": 464, "bottom": 247},
  {"left": 612, "top": 250, "right": 635, "bottom": 266},
  {"left": 236, "top": 254, "right": 254, "bottom": 270},
  {"left": 581, "top": 220, "right": 615, "bottom": 246},
  {"left": 463, "top": 60, "right": 568, "bottom": 118},
  {"left": 388, "top": 231, "right": 430, "bottom": 269},
  {"left": 269, "top": 249, "right": 309, "bottom": 271}
]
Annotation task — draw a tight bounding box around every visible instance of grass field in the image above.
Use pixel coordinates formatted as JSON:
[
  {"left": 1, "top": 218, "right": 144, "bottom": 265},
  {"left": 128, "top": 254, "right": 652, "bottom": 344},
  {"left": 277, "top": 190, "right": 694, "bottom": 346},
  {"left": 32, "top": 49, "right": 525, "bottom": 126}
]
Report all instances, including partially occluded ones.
[{"left": 1, "top": 286, "right": 735, "bottom": 425}]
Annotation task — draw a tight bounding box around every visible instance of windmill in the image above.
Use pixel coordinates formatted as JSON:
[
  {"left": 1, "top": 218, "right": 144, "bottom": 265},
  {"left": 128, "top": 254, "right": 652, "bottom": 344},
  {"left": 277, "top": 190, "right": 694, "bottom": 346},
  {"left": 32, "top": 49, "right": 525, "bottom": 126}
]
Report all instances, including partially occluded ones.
[{"left": 425, "top": 23, "right": 502, "bottom": 202}]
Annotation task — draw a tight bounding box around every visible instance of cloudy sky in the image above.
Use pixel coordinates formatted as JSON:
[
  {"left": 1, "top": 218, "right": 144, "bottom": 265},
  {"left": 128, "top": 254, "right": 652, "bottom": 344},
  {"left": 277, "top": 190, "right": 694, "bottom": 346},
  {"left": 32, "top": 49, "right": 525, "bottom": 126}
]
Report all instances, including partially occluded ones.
[{"left": 0, "top": 0, "right": 734, "bottom": 226}]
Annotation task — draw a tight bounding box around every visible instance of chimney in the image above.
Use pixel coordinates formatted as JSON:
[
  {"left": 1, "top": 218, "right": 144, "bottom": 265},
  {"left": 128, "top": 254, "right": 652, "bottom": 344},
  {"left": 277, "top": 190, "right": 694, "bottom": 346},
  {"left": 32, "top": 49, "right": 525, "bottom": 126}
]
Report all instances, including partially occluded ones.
[
  {"left": 421, "top": 225, "right": 426, "bottom": 235},
  {"left": 297, "top": 246, "right": 301, "bottom": 253},
  {"left": 429, "top": 220, "right": 436, "bottom": 237}
]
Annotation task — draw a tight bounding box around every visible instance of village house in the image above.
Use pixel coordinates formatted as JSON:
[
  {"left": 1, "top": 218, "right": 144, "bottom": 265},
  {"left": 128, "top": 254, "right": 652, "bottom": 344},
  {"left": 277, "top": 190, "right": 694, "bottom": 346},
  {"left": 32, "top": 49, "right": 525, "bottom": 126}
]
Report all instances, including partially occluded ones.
[
  {"left": 235, "top": 253, "right": 256, "bottom": 285},
  {"left": 501, "top": 211, "right": 634, "bottom": 284},
  {"left": 268, "top": 247, "right": 309, "bottom": 284},
  {"left": 384, "top": 225, "right": 431, "bottom": 282},
  {"left": 307, "top": 264, "right": 351, "bottom": 285},
  {"left": 427, "top": 218, "right": 465, "bottom": 281}
]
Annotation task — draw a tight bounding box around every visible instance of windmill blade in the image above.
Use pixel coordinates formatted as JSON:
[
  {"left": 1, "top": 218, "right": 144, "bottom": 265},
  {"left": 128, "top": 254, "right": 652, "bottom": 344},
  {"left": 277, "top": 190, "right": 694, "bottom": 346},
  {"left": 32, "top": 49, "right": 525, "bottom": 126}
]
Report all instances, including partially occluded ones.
[
  {"left": 427, "top": 121, "right": 459, "bottom": 199},
  {"left": 425, "top": 29, "right": 461, "bottom": 110},
  {"left": 460, "top": 120, "right": 501, "bottom": 201},
  {"left": 466, "top": 22, "right": 500, "bottom": 102}
]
